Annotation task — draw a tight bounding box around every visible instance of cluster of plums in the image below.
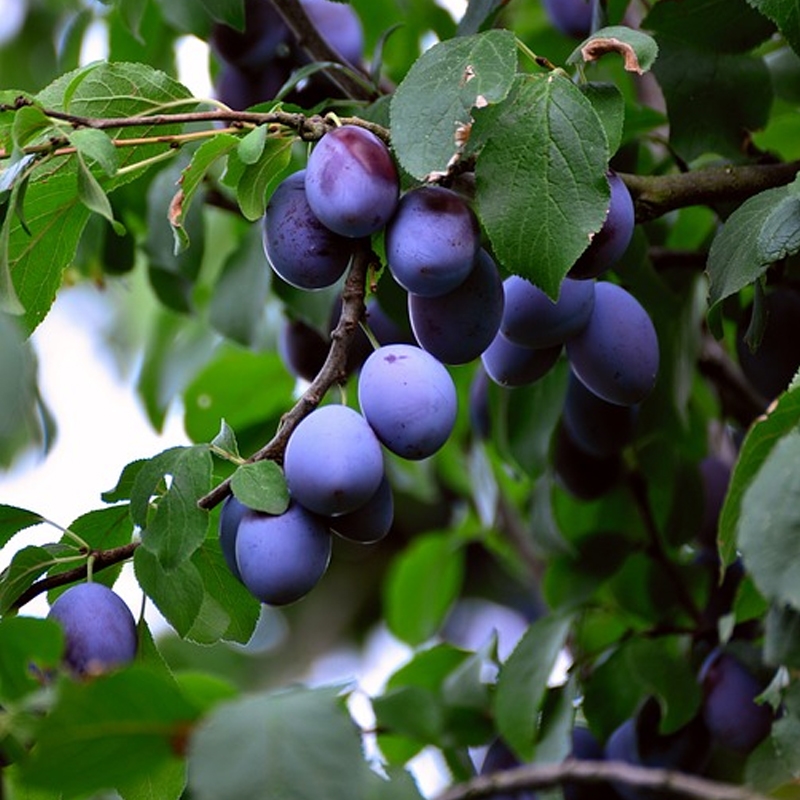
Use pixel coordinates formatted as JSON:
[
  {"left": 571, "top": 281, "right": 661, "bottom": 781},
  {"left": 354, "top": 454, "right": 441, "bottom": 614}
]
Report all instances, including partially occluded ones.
[
  {"left": 480, "top": 648, "right": 776, "bottom": 800},
  {"left": 211, "top": 0, "right": 365, "bottom": 110},
  {"left": 46, "top": 582, "right": 138, "bottom": 677}
]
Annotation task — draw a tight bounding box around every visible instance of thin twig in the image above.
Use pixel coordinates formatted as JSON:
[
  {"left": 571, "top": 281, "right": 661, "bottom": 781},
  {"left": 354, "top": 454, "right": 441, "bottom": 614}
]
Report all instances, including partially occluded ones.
[
  {"left": 435, "top": 759, "right": 772, "bottom": 800},
  {"left": 198, "top": 245, "right": 373, "bottom": 511}
]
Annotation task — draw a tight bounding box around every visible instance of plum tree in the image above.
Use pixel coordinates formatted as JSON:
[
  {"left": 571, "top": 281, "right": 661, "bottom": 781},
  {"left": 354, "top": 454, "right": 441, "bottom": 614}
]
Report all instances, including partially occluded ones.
[
  {"left": 262, "top": 170, "right": 355, "bottom": 290},
  {"left": 304, "top": 125, "right": 400, "bottom": 237},
  {"left": 358, "top": 343, "right": 458, "bottom": 460},
  {"left": 47, "top": 583, "right": 138, "bottom": 677},
  {"left": 283, "top": 404, "right": 385, "bottom": 514},
  {"left": 385, "top": 186, "right": 481, "bottom": 297},
  {"left": 234, "top": 503, "right": 332, "bottom": 605}
]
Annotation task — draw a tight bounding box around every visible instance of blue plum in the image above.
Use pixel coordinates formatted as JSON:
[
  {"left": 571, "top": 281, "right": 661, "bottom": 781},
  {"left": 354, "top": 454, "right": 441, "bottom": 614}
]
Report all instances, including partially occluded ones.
[
  {"left": 278, "top": 317, "right": 329, "bottom": 383},
  {"left": 262, "top": 170, "right": 354, "bottom": 290},
  {"left": 301, "top": 0, "right": 364, "bottom": 66},
  {"left": 604, "top": 699, "right": 711, "bottom": 800},
  {"left": 386, "top": 186, "right": 481, "bottom": 297},
  {"left": 305, "top": 125, "right": 399, "bottom": 237},
  {"left": 542, "top": 0, "right": 594, "bottom": 39},
  {"left": 235, "top": 503, "right": 332, "bottom": 605},
  {"left": 210, "top": 0, "right": 290, "bottom": 73},
  {"left": 481, "top": 333, "right": 562, "bottom": 387},
  {"left": 566, "top": 282, "right": 659, "bottom": 406},
  {"left": 47, "top": 583, "right": 137, "bottom": 677},
  {"left": 562, "top": 370, "right": 637, "bottom": 457},
  {"left": 501, "top": 276, "right": 595, "bottom": 349},
  {"left": 358, "top": 344, "right": 457, "bottom": 460},
  {"left": 564, "top": 727, "right": 620, "bottom": 800},
  {"left": 699, "top": 649, "right": 774, "bottom": 753},
  {"left": 409, "top": 249, "right": 505, "bottom": 365},
  {"left": 365, "top": 296, "right": 416, "bottom": 347},
  {"left": 698, "top": 455, "right": 731, "bottom": 548},
  {"left": 330, "top": 475, "right": 394, "bottom": 544},
  {"left": 284, "top": 404, "right": 384, "bottom": 515},
  {"left": 219, "top": 494, "right": 248, "bottom": 581},
  {"left": 469, "top": 365, "right": 491, "bottom": 439},
  {"left": 569, "top": 172, "right": 635, "bottom": 280},
  {"left": 215, "top": 61, "right": 292, "bottom": 110}
]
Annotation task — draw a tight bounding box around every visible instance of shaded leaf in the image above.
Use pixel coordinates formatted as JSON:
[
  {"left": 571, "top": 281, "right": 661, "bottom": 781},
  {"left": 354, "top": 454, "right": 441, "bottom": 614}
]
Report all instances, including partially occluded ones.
[{"left": 230, "top": 461, "right": 289, "bottom": 515}]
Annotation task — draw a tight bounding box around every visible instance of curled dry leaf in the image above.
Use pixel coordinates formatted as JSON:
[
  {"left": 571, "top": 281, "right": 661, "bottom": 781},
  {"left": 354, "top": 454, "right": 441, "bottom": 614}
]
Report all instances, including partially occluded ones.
[{"left": 581, "top": 37, "right": 644, "bottom": 74}]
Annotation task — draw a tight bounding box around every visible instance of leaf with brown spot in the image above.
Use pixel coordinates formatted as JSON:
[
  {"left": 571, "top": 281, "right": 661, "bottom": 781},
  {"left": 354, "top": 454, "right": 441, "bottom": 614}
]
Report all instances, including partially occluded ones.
[{"left": 568, "top": 26, "right": 659, "bottom": 75}]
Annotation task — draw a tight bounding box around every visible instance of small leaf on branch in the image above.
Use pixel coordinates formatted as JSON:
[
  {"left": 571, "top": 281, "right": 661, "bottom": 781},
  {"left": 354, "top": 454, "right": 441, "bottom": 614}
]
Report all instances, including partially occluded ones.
[
  {"left": 210, "top": 419, "right": 241, "bottom": 460},
  {"left": 68, "top": 128, "right": 119, "bottom": 176},
  {"left": 230, "top": 460, "right": 289, "bottom": 514},
  {"left": 234, "top": 135, "right": 294, "bottom": 221},
  {"left": 76, "top": 152, "right": 125, "bottom": 235},
  {"left": 236, "top": 124, "right": 267, "bottom": 165},
  {"left": 11, "top": 105, "right": 53, "bottom": 149},
  {"left": 569, "top": 26, "right": 659, "bottom": 74},
  {"left": 0, "top": 544, "right": 77, "bottom": 615},
  {"left": 0, "top": 503, "right": 45, "bottom": 549}
]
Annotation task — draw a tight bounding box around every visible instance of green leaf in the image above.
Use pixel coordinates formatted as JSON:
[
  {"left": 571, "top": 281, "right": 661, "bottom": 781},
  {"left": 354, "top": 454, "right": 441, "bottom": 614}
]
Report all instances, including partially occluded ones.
[
  {"left": 199, "top": 0, "right": 245, "bottom": 28},
  {"left": 188, "top": 686, "right": 374, "bottom": 800},
  {"left": 230, "top": 461, "right": 289, "bottom": 515},
  {"left": 390, "top": 29, "right": 518, "bottom": 180},
  {"left": 102, "top": 459, "right": 148, "bottom": 503},
  {"left": 131, "top": 445, "right": 213, "bottom": 570},
  {"left": 11, "top": 105, "right": 53, "bottom": 148},
  {"left": 474, "top": 74, "right": 610, "bottom": 299},
  {"left": 117, "top": 757, "right": 187, "bottom": 800},
  {"left": 134, "top": 546, "right": 204, "bottom": 637},
  {"left": 493, "top": 611, "right": 573, "bottom": 760},
  {"left": 190, "top": 541, "right": 260, "bottom": 644},
  {"left": 171, "top": 134, "right": 239, "bottom": 253},
  {"left": 651, "top": 35, "right": 773, "bottom": 163},
  {"left": 21, "top": 666, "right": 197, "bottom": 797},
  {"left": 237, "top": 124, "right": 267, "bottom": 165},
  {"left": 0, "top": 504, "right": 45, "bottom": 549},
  {"left": 183, "top": 347, "right": 294, "bottom": 444},
  {"left": 720, "top": 388, "right": 800, "bottom": 566},
  {"left": 118, "top": 0, "right": 149, "bottom": 41},
  {"left": 48, "top": 505, "right": 134, "bottom": 601},
  {"left": 76, "top": 152, "right": 125, "bottom": 234},
  {"left": 757, "top": 192, "right": 800, "bottom": 262},
  {"left": 0, "top": 545, "right": 76, "bottom": 615},
  {"left": 0, "top": 616, "right": 63, "bottom": 701},
  {"left": 737, "top": 428, "right": 800, "bottom": 610},
  {"left": 580, "top": 82, "right": 625, "bottom": 157},
  {"left": 568, "top": 26, "right": 659, "bottom": 74},
  {"left": 235, "top": 135, "right": 294, "bottom": 221},
  {"left": 707, "top": 184, "right": 795, "bottom": 309},
  {"left": 457, "top": 0, "right": 507, "bottom": 36},
  {"left": 210, "top": 420, "right": 240, "bottom": 460},
  {"left": 646, "top": 0, "right": 776, "bottom": 53},
  {"left": 384, "top": 533, "right": 465, "bottom": 646},
  {"left": 373, "top": 685, "right": 444, "bottom": 743},
  {"left": 68, "top": 128, "right": 119, "bottom": 176},
  {"left": 747, "top": 0, "right": 800, "bottom": 56}
]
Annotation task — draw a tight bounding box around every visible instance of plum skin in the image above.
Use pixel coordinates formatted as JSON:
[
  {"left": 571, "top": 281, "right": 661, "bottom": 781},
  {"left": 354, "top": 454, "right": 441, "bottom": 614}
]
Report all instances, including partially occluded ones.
[
  {"left": 358, "top": 344, "right": 458, "bottom": 460},
  {"left": 386, "top": 186, "right": 481, "bottom": 298},
  {"left": 262, "top": 170, "right": 354, "bottom": 290},
  {"left": 566, "top": 281, "right": 659, "bottom": 406},
  {"left": 219, "top": 494, "right": 248, "bottom": 581},
  {"left": 235, "top": 504, "right": 332, "bottom": 606},
  {"left": 283, "top": 404, "right": 385, "bottom": 515},
  {"left": 329, "top": 475, "right": 394, "bottom": 544},
  {"left": 481, "top": 332, "right": 562, "bottom": 388},
  {"left": 304, "top": 125, "right": 399, "bottom": 238},
  {"left": 542, "top": 0, "right": 594, "bottom": 39},
  {"left": 47, "top": 582, "right": 138, "bottom": 677}
]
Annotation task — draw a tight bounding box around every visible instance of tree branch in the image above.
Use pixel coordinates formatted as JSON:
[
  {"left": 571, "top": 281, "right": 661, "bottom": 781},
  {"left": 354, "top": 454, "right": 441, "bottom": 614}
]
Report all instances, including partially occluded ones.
[
  {"left": 622, "top": 161, "right": 800, "bottom": 224},
  {"left": 197, "top": 244, "right": 373, "bottom": 511},
  {"left": 435, "top": 759, "right": 771, "bottom": 800},
  {"left": 10, "top": 542, "right": 140, "bottom": 611}
]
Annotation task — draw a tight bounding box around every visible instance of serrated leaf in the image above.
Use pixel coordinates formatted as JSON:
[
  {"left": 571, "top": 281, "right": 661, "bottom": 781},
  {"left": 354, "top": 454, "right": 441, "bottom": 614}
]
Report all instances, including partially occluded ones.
[
  {"left": 747, "top": 0, "right": 800, "bottom": 56},
  {"left": 171, "top": 133, "right": 238, "bottom": 253},
  {"left": 68, "top": 128, "right": 119, "bottom": 176},
  {"left": 494, "top": 611, "right": 573, "bottom": 760},
  {"left": 0, "top": 504, "right": 45, "bottom": 549},
  {"left": 76, "top": 152, "right": 125, "bottom": 234},
  {"left": 390, "top": 29, "right": 517, "bottom": 179},
  {"left": 757, "top": 192, "right": 800, "bottom": 262},
  {"left": 235, "top": 136, "right": 294, "bottom": 221},
  {"left": 580, "top": 82, "right": 625, "bottom": 157},
  {"left": 131, "top": 445, "right": 213, "bottom": 570},
  {"left": 384, "top": 533, "right": 464, "bottom": 646},
  {"left": 569, "top": 26, "right": 659, "bottom": 74},
  {"left": 210, "top": 419, "right": 240, "bottom": 460},
  {"left": 103, "top": 459, "right": 148, "bottom": 503},
  {"left": 188, "top": 686, "right": 373, "bottom": 800},
  {"left": 737, "top": 428, "right": 800, "bottom": 610},
  {"left": 474, "top": 74, "right": 610, "bottom": 299},
  {"left": 21, "top": 666, "right": 197, "bottom": 797},
  {"left": 134, "top": 546, "right": 204, "bottom": 637},
  {"left": 230, "top": 461, "right": 289, "bottom": 514},
  {"left": 707, "top": 184, "right": 794, "bottom": 308}
]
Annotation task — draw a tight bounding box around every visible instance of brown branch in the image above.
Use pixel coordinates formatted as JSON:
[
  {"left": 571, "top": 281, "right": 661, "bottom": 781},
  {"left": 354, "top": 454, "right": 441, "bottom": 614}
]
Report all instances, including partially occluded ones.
[
  {"left": 435, "top": 759, "right": 771, "bottom": 800},
  {"left": 270, "top": 0, "right": 378, "bottom": 102},
  {"left": 622, "top": 161, "right": 800, "bottom": 224},
  {"left": 11, "top": 542, "right": 140, "bottom": 611},
  {"left": 198, "top": 245, "right": 373, "bottom": 511}
]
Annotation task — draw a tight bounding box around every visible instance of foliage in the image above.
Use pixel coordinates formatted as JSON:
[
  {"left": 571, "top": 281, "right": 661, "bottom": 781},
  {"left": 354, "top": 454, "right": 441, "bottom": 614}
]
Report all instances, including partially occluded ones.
[{"left": 1, "top": 0, "right": 800, "bottom": 798}]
